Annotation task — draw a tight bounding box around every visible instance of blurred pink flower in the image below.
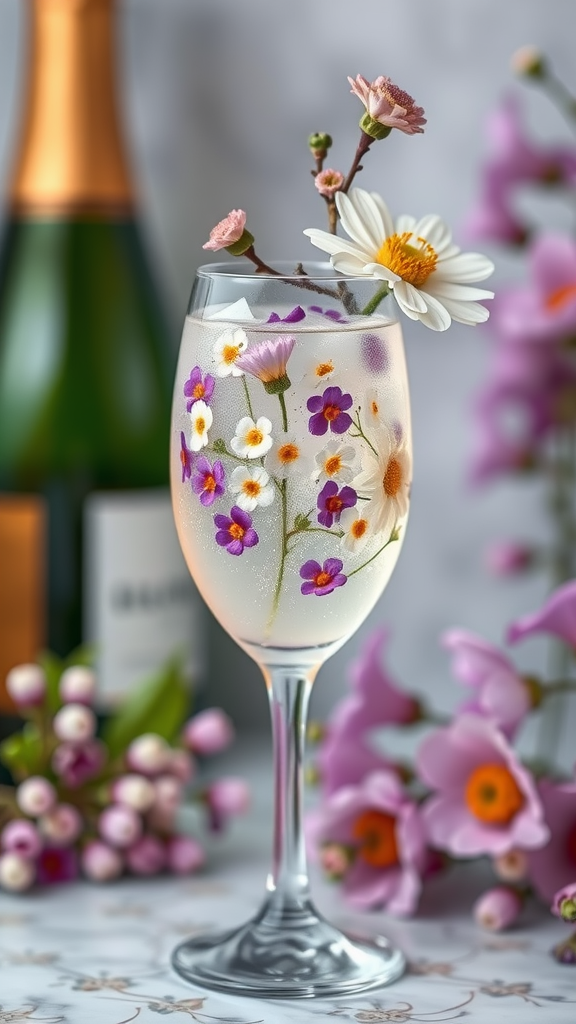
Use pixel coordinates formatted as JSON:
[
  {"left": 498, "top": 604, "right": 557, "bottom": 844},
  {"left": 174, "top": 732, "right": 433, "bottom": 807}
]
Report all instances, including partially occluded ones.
[
  {"left": 1, "top": 818, "right": 42, "bottom": 859},
  {"left": 526, "top": 779, "right": 576, "bottom": 903},
  {"left": 314, "top": 169, "right": 344, "bottom": 198},
  {"left": 317, "top": 721, "right": 396, "bottom": 796},
  {"left": 81, "top": 840, "right": 123, "bottom": 882},
  {"left": 417, "top": 715, "right": 548, "bottom": 857},
  {"left": 441, "top": 629, "right": 531, "bottom": 738},
  {"left": 202, "top": 209, "right": 247, "bottom": 251},
  {"left": 167, "top": 835, "right": 206, "bottom": 875},
  {"left": 491, "top": 234, "right": 576, "bottom": 347},
  {"left": 206, "top": 777, "right": 250, "bottom": 831},
  {"left": 507, "top": 578, "right": 576, "bottom": 650},
  {"left": 183, "top": 708, "right": 234, "bottom": 756},
  {"left": 125, "top": 834, "right": 166, "bottom": 876},
  {"left": 473, "top": 885, "right": 523, "bottom": 931},
  {"left": 461, "top": 180, "right": 527, "bottom": 247},
  {"left": 36, "top": 846, "right": 78, "bottom": 885},
  {"left": 6, "top": 663, "right": 46, "bottom": 707},
  {"left": 348, "top": 75, "right": 426, "bottom": 135},
  {"left": 52, "top": 739, "right": 106, "bottom": 788},
  {"left": 480, "top": 95, "right": 576, "bottom": 188},
  {"left": 552, "top": 880, "right": 576, "bottom": 920},
  {"left": 484, "top": 541, "right": 535, "bottom": 577},
  {"left": 306, "top": 770, "right": 427, "bottom": 915}
]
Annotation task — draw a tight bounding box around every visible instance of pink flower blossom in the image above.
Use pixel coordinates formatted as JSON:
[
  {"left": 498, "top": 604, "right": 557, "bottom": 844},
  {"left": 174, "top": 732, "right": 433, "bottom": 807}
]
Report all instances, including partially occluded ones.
[
  {"left": 235, "top": 336, "right": 296, "bottom": 395},
  {"left": 317, "top": 717, "right": 396, "bottom": 796},
  {"left": 98, "top": 804, "right": 142, "bottom": 849},
  {"left": 306, "top": 770, "right": 427, "bottom": 916},
  {"left": 1, "top": 818, "right": 42, "bottom": 859},
  {"left": 6, "top": 663, "right": 46, "bottom": 707},
  {"left": 552, "top": 881, "right": 576, "bottom": 920},
  {"left": 484, "top": 541, "right": 535, "bottom": 577},
  {"left": 202, "top": 209, "right": 247, "bottom": 251},
  {"left": 59, "top": 665, "right": 96, "bottom": 705},
  {"left": 0, "top": 852, "right": 36, "bottom": 891},
  {"left": 125, "top": 834, "right": 166, "bottom": 876},
  {"left": 126, "top": 733, "right": 171, "bottom": 775},
  {"left": 416, "top": 715, "right": 548, "bottom": 857},
  {"left": 206, "top": 777, "right": 250, "bottom": 831},
  {"left": 39, "top": 804, "right": 82, "bottom": 847},
  {"left": 491, "top": 234, "right": 576, "bottom": 347},
  {"left": 441, "top": 629, "right": 531, "bottom": 738},
  {"left": 53, "top": 703, "right": 97, "bottom": 743},
  {"left": 347, "top": 627, "right": 421, "bottom": 730},
  {"left": 81, "top": 840, "right": 124, "bottom": 882},
  {"left": 526, "top": 780, "right": 576, "bottom": 903},
  {"left": 167, "top": 835, "right": 206, "bottom": 875},
  {"left": 16, "top": 777, "right": 57, "bottom": 817},
  {"left": 348, "top": 74, "right": 426, "bottom": 135},
  {"left": 507, "top": 578, "right": 576, "bottom": 650},
  {"left": 314, "top": 169, "right": 344, "bottom": 198},
  {"left": 52, "top": 739, "right": 106, "bottom": 788},
  {"left": 183, "top": 708, "right": 234, "bottom": 755},
  {"left": 473, "top": 885, "right": 523, "bottom": 931}
]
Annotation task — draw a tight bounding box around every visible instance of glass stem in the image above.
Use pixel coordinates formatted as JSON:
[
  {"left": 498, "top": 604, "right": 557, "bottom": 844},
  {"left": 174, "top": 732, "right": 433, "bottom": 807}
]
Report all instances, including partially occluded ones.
[{"left": 260, "top": 664, "right": 317, "bottom": 925}]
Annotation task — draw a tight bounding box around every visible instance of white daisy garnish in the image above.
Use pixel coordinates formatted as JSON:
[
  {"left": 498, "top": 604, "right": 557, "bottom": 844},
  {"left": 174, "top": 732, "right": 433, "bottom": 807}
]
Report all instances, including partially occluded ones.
[
  {"left": 339, "top": 507, "right": 372, "bottom": 553},
  {"left": 312, "top": 441, "right": 357, "bottom": 484},
  {"left": 213, "top": 328, "right": 248, "bottom": 376},
  {"left": 353, "top": 427, "right": 411, "bottom": 537},
  {"left": 189, "top": 400, "right": 213, "bottom": 451},
  {"left": 311, "top": 357, "right": 336, "bottom": 385},
  {"left": 304, "top": 187, "right": 494, "bottom": 332},
  {"left": 229, "top": 465, "right": 275, "bottom": 512},
  {"left": 230, "top": 416, "right": 273, "bottom": 459},
  {"left": 266, "top": 436, "right": 309, "bottom": 478}
]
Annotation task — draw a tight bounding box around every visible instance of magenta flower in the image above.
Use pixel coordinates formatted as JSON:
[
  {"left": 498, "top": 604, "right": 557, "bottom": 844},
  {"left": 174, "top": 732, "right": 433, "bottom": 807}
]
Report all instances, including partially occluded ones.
[
  {"left": 267, "top": 306, "right": 305, "bottom": 324},
  {"left": 306, "top": 770, "right": 428, "bottom": 915},
  {"left": 214, "top": 506, "right": 258, "bottom": 556},
  {"left": 314, "top": 168, "right": 345, "bottom": 198},
  {"left": 36, "top": 846, "right": 78, "bottom": 885},
  {"left": 507, "top": 579, "right": 576, "bottom": 650},
  {"left": 479, "top": 95, "right": 576, "bottom": 190},
  {"left": 491, "top": 234, "right": 576, "bottom": 347},
  {"left": 348, "top": 74, "right": 426, "bottom": 136},
  {"left": 203, "top": 209, "right": 248, "bottom": 251},
  {"left": 179, "top": 432, "right": 194, "bottom": 483},
  {"left": 192, "top": 457, "right": 225, "bottom": 507},
  {"left": 527, "top": 780, "right": 576, "bottom": 903},
  {"left": 552, "top": 881, "right": 576, "bottom": 920},
  {"left": 184, "top": 366, "right": 215, "bottom": 412},
  {"left": 51, "top": 739, "right": 106, "bottom": 788},
  {"left": 417, "top": 715, "right": 548, "bottom": 857},
  {"left": 473, "top": 885, "right": 523, "bottom": 931},
  {"left": 307, "top": 386, "right": 353, "bottom": 436},
  {"left": 300, "top": 558, "right": 347, "bottom": 597},
  {"left": 317, "top": 723, "right": 397, "bottom": 796},
  {"left": 484, "top": 540, "right": 534, "bottom": 577},
  {"left": 1, "top": 819, "right": 42, "bottom": 860},
  {"left": 316, "top": 480, "right": 357, "bottom": 527},
  {"left": 441, "top": 629, "right": 531, "bottom": 738},
  {"left": 235, "top": 335, "right": 296, "bottom": 394}
]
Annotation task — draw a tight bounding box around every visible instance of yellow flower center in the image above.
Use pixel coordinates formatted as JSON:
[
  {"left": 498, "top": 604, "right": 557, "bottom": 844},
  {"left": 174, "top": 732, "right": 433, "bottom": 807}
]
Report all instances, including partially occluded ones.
[
  {"left": 323, "top": 404, "right": 340, "bottom": 422},
  {"left": 465, "top": 763, "right": 524, "bottom": 825},
  {"left": 203, "top": 474, "right": 216, "bottom": 493},
  {"left": 192, "top": 382, "right": 205, "bottom": 399},
  {"left": 223, "top": 344, "right": 240, "bottom": 365},
  {"left": 352, "top": 810, "right": 399, "bottom": 869},
  {"left": 324, "top": 454, "right": 342, "bottom": 476},
  {"left": 195, "top": 417, "right": 206, "bottom": 435},
  {"left": 315, "top": 360, "right": 334, "bottom": 378},
  {"left": 246, "top": 428, "right": 264, "bottom": 447},
  {"left": 242, "top": 479, "right": 261, "bottom": 497},
  {"left": 376, "top": 232, "right": 438, "bottom": 288},
  {"left": 278, "top": 443, "right": 299, "bottom": 464},
  {"left": 229, "top": 523, "right": 245, "bottom": 541},
  {"left": 545, "top": 282, "right": 576, "bottom": 312},
  {"left": 351, "top": 518, "right": 368, "bottom": 539},
  {"left": 383, "top": 456, "right": 402, "bottom": 497}
]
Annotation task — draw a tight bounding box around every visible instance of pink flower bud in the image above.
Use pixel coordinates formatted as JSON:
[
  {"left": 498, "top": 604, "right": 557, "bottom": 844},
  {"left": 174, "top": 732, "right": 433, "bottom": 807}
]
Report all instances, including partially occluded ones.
[
  {"left": 206, "top": 776, "right": 249, "bottom": 830},
  {"left": 552, "top": 881, "right": 576, "bottom": 920},
  {"left": 147, "top": 775, "right": 183, "bottom": 833},
  {"left": 320, "top": 842, "right": 350, "bottom": 880},
  {"left": 126, "top": 733, "right": 171, "bottom": 776},
  {"left": 6, "top": 663, "right": 46, "bottom": 707},
  {"left": 314, "top": 169, "right": 345, "bottom": 199},
  {"left": 203, "top": 209, "right": 247, "bottom": 251},
  {"left": 53, "top": 703, "right": 97, "bottom": 743},
  {"left": 81, "top": 840, "right": 124, "bottom": 882},
  {"left": 59, "top": 665, "right": 96, "bottom": 705},
  {"left": 183, "top": 708, "right": 234, "bottom": 755},
  {"left": 0, "top": 851, "right": 36, "bottom": 892},
  {"left": 166, "top": 835, "right": 205, "bottom": 875},
  {"left": 113, "top": 774, "right": 156, "bottom": 813},
  {"left": 1, "top": 818, "right": 42, "bottom": 859},
  {"left": 473, "top": 886, "right": 523, "bottom": 931},
  {"left": 492, "top": 849, "right": 528, "bottom": 883},
  {"left": 52, "top": 738, "right": 106, "bottom": 788},
  {"left": 168, "top": 749, "right": 196, "bottom": 783},
  {"left": 98, "top": 804, "right": 142, "bottom": 849},
  {"left": 16, "top": 776, "right": 57, "bottom": 817},
  {"left": 125, "top": 834, "right": 166, "bottom": 876},
  {"left": 39, "top": 804, "right": 82, "bottom": 847}
]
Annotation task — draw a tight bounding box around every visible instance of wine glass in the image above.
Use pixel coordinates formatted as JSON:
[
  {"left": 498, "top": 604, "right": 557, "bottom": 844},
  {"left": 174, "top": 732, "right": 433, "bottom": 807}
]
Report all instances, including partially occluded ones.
[{"left": 169, "top": 261, "right": 411, "bottom": 998}]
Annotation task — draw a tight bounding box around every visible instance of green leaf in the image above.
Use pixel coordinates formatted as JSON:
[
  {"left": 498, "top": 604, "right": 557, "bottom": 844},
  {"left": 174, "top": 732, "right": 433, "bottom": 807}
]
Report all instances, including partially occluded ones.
[
  {"left": 293, "top": 513, "right": 311, "bottom": 532},
  {"left": 0, "top": 723, "right": 43, "bottom": 778},
  {"left": 101, "top": 658, "right": 190, "bottom": 761}
]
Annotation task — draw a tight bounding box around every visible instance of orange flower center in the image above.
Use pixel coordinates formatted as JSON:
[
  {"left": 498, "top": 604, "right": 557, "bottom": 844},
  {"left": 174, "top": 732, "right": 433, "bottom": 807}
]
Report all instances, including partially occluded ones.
[
  {"left": 351, "top": 519, "right": 368, "bottom": 539},
  {"left": 465, "top": 763, "right": 524, "bottom": 824},
  {"left": 180, "top": 450, "right": 188, "bottom": 468},
  {"left": 246, "top": 428, "right": 264, "bottom": 446},
  {"left": 323, "top": 404, "right": 341, "bottom": 422},
  {"left": 195, "top": 417, "right": 206, "bottom": 435},
  {"left": 203, "top": 474, "right": 216, "bottom": 493},
  {"left": 314, "top": 570, "right": 332, "bottom": 588},
  {"left": 383, "top": 456, "right": 402, "bottom": 497},
  {"left": 324, "top": 455, "right": 342, "bottom": 476},
  {"left": 545, "top": 282, "right": 576, "bottom": 312},
  {"left": 326, "top": 495, "right": 343, "bottom": 513},
  {"left": 376, "top": 232, "right": 438, "bottom": 288},
  {"left": 371, "top": 400, "right": 380, "bottom": 416},
  {"left": 352, "top": 810, "right": 399, "bottom": 869},
  {"left": 316, "top": 361, "right": 334, "bottom": 378},
  {"left": 242, "top": 479, "right": 261, "bottom": 497},
  {"left": 192, "top": 382, "right": 205, "bottom": 399},
  {"left": 223, "top": 344, "right": 240, "bottom": 365},
  {"left": 278, "top": 443, "right": 299, "bottom": 464},
  {"left": 229, "top": 523, "right": 245, "bottom": 541}
]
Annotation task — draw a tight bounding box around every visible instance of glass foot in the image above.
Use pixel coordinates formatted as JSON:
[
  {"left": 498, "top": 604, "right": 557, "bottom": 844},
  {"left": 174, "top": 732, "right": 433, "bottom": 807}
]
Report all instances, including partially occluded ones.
[{"left": 171, "top": 901, "right": 405, "bottom": 998}]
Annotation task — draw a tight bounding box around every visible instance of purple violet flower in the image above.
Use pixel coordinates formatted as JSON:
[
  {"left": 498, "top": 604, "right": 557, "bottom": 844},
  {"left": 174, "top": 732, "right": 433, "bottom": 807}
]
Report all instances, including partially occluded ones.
[
  {"left": 300, "top": 558, "right": 347, "bottom": 596},
  {"left": 214, "top": 506, "right": 259, "bottom": 555},
  {"left": 317, "top": 480, "right": 357, "bottom": 527},
  {"left": 192, "top": 457, "right": 225, "bottom": 507},
  {"left": 184, "top": 366, "right": 215, "bottom": 412},
  {"left": 179, "top": 431, "right": 194, "bottom": 483},
  {"left": 307, "top": 386, "right": 354, "bottom": 436},
  {"left": 267, "top": 306, "right": 306, "bottom": 324}
]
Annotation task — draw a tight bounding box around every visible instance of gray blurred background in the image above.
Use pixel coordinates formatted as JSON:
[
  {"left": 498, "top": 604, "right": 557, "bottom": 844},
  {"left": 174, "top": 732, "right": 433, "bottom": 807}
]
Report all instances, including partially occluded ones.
[{"left": 1, "top": 0, "right": 575, "bottom": 754}]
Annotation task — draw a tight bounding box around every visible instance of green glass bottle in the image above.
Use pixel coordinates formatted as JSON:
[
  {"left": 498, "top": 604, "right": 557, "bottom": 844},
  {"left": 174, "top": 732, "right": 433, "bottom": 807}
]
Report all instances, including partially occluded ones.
[{"left": 0, "top": 0, "right": 203, "bottom": 715}]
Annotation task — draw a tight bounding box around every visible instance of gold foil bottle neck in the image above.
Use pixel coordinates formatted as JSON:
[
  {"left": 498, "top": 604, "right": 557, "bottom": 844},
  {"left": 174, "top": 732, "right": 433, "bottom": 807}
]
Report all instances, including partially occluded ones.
[{"left": 9, "top": 0, "right": 134, "bottom": 216}]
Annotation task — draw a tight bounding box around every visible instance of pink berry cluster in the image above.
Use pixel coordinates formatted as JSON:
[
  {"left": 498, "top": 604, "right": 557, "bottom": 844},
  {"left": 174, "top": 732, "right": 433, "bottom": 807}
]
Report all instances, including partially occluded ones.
[{"left": 0, "top": 662, "right": 248, "bottom": 892}]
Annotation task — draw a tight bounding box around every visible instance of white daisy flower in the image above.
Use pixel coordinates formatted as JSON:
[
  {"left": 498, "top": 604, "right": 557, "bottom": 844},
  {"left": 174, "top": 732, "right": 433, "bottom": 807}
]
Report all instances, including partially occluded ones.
[
  {"left": 266, "top": 436, "right": 310, "bottom": 478},
  {"left": 312, "top": 441, "right": 358, "bottom": 484},
  {"left": 310, "top": 356, "right": 336, "bottom": 386},
  {"left": 353, "top": 428, "right": 411, "bottom": 537},
  {"left": 189, "top": 400, "right": 213, "bottom": 451},
  {"left": 304, "top": 187, "right": 494, "bottom": 332},
  {"left": 229, "top": 465, "right": 275, "bottom": 512},
  {"left": 339, "top": 507, "right": 372, "bottom": 554},
  {"left": 213, "top": 328, "right": 248, "bottom": 376},
  {"left": 231, "top": 416, "right": 273, "bottom": 459}
]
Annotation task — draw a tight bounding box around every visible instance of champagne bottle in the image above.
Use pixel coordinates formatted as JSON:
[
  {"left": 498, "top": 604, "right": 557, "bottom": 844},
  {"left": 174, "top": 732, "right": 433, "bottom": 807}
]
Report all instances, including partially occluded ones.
[{"left": 0, "top": 0, "right": 203, "bottom": 714}]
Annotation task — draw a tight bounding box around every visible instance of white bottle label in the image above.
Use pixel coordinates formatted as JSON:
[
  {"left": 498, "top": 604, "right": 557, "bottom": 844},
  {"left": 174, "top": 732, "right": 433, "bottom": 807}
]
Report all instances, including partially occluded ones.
[{"left": 84, "top": 489, "right": 203, "bottom": 707}]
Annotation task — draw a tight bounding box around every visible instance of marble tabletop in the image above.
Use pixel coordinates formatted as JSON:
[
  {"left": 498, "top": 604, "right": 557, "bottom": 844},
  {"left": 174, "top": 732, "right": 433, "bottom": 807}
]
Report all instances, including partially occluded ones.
[{"left": 1, "top": 745, "right": 575, "bottom": 1024}]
